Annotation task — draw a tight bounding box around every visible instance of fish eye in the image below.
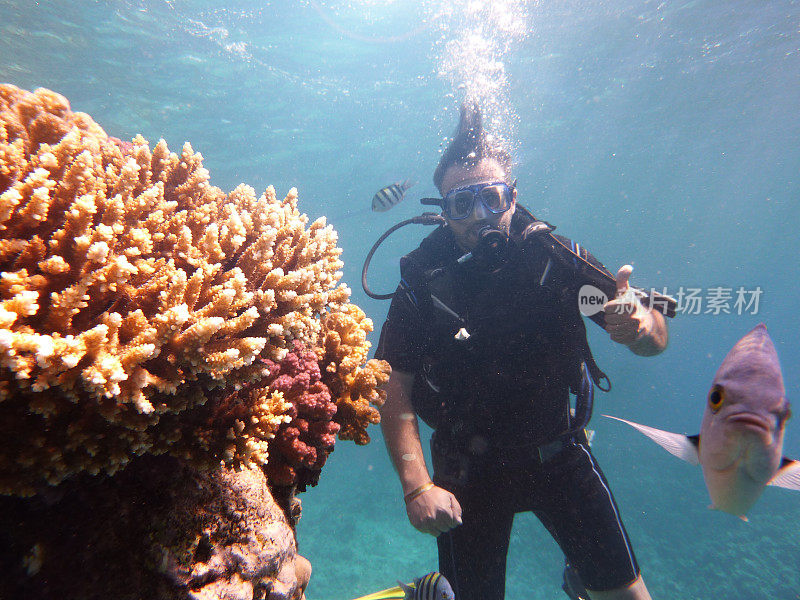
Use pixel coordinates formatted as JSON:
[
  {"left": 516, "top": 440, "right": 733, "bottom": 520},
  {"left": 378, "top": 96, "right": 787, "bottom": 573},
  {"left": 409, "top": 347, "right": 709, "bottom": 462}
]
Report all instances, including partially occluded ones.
[{"left": 708, "top": 385, "right": 725, "bottom": 412}]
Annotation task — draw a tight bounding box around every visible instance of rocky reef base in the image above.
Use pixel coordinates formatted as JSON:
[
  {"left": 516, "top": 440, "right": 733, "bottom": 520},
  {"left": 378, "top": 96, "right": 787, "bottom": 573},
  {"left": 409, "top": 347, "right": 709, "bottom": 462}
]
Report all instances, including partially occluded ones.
[{"left": 0, "top": 455, "right": 311, "bottom": 600}]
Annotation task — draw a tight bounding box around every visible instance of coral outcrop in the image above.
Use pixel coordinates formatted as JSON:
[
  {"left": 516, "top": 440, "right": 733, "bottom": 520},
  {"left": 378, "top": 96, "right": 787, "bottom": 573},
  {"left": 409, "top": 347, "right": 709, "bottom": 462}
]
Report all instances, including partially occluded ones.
[
  {"left": 0, "top": 83, "right": 391, "bottom": 598},
  {"left": 0, "top": 455, "right": 311, "bottom": 600},
  {"left": 0, "top": 84, "right": 389, "bottom": 497}
]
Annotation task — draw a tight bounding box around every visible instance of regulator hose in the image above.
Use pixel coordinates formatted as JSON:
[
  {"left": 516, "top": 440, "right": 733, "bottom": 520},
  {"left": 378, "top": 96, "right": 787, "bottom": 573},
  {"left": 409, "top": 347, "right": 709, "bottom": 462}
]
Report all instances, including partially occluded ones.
[{"left": 361, "top": 212, "right": 445, "bottom": 300}]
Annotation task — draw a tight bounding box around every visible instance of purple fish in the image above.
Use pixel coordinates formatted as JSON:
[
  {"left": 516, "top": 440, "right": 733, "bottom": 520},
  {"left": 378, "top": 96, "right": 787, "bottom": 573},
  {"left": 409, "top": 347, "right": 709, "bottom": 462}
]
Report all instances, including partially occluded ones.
[{"left": 606, "top": 323, "right": 800, "bottom": 520}]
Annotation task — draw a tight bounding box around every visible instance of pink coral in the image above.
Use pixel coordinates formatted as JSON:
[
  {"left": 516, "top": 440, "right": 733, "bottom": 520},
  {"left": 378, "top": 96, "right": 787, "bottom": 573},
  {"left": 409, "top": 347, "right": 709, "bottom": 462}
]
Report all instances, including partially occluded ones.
[{"left": 261, "top": 341, "right": 340, "bottom": 490}]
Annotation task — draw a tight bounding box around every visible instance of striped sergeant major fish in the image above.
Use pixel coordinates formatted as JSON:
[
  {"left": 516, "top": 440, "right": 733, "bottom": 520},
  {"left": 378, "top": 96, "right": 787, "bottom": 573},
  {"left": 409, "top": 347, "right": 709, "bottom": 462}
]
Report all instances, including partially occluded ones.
[
  {"left": 399, "top": 572, "right": 455, "bottom": 600},
  {"left": 350, "top": 571, "right": 455, "bottom": 600},
  {"left": 606, "top": 323, "right": 800, "bottom": 521},
  {"left": 372, "top": 179, "right": 416, "bottom": 212}
]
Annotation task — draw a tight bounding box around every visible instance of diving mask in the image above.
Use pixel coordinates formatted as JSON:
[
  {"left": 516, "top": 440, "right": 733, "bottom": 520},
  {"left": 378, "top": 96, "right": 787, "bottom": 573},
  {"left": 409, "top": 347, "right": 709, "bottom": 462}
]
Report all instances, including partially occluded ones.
[{"left": 421, "top": 181, "right": 515, "bottom": 220}]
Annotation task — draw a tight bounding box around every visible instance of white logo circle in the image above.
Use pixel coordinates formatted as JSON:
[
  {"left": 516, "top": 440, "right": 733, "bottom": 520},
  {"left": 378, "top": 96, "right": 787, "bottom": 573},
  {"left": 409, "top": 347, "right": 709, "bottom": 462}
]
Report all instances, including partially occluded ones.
[{"left": 578, "top": 284, "right": 608, "bottom": 316}]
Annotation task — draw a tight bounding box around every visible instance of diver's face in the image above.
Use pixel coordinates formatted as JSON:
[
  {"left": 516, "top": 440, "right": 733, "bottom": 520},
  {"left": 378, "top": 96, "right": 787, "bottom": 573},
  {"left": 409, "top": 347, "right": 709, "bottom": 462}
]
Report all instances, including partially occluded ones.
[{"left": 440, "top": 160, "right": 516, "bottom": 252}]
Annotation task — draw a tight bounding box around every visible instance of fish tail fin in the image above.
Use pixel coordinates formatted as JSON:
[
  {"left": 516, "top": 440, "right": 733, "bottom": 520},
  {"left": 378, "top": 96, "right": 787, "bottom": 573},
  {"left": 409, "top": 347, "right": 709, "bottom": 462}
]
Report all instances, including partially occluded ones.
[
  {"left": 402, "top": 179, "right": 417, "bottom": 191},
  {"left": 603, "top": 414, "right": 701, "bottom": 465},
  {"left": 398, "top": 580, "right": 414, "bottom": 598},
  {"left": 349, "top": 585, "right": 406, "bottom": 600}
]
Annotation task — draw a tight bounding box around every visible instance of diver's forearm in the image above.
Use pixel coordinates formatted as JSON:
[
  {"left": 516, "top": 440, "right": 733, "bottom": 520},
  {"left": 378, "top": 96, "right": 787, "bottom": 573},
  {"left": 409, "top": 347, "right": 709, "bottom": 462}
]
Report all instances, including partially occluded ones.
[
  {"left": 380, "top": 372, "right": 433, "bottom": 493},
  {"left": 382, "top": 414, "right": 432, "bottom": 493},
  {"left": 629, "top": 309, "right": 668, "bottom": 356}
]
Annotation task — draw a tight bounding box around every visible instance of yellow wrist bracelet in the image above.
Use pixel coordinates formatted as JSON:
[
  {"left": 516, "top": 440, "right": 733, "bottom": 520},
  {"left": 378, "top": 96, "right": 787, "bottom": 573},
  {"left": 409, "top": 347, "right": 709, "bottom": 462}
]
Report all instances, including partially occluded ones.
[{"left": 404, "top": 482, "right": 435, "bottom": 504}]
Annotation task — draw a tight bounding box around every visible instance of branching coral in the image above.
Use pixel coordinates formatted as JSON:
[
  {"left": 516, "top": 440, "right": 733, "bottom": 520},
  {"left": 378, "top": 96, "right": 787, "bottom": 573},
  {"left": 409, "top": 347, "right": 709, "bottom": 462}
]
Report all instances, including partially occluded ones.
[
  {"left": 261, "top": 340, "right": 341, "bottom": 490},
  {"left": 199, "top": 327, "right": 390, "bottom": 491},
  {"left": 318, "top": 304, "right": 391, "bottom": 444},
  {"left": 0, "top": 84, "right": 389, "bottom": 496}
]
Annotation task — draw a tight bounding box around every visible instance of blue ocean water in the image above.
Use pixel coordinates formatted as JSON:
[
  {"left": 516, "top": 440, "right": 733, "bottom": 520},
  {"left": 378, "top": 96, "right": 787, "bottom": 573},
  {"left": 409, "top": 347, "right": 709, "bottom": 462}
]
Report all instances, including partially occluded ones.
[{"left": 1, "top": 1, "right": 798, "bottom": 598}]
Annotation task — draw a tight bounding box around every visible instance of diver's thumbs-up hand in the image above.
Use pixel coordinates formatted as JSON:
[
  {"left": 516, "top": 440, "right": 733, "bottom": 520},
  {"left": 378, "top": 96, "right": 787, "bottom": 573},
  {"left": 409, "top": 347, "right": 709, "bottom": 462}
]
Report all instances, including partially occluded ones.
[
  {"left": 615, "top": 264, "right": 633, "bottom": 298},
  {"left": 604, "top": 264, "right": 648, "bottom": 345}
]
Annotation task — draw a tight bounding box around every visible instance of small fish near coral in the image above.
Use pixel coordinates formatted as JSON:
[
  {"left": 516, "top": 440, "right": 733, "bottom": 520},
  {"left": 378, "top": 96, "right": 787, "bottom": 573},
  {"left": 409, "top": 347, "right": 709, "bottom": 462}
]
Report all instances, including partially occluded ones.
[
  {"left": 351, "top": 571, "right": 455, "bottom": 600},
  {"left": 606, "top": 323, "right": 800, "bottom": 520},
  {"left": 371, "top": 180, "right": 415, "bottom": 212}
]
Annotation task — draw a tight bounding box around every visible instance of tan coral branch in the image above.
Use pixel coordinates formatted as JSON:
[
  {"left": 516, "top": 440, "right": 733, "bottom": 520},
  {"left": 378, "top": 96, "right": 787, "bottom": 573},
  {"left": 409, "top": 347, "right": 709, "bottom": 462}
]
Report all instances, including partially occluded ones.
[{"left": 0, "top": 85, "right": 386, "bottom": 495}]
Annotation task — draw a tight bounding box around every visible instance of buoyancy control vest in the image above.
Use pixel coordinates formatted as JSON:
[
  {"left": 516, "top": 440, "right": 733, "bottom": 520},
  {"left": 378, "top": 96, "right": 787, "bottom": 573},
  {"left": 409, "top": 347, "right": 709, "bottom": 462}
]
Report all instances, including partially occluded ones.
[{"left": 398, "top": 209, "right": 607, "bottom": 447}]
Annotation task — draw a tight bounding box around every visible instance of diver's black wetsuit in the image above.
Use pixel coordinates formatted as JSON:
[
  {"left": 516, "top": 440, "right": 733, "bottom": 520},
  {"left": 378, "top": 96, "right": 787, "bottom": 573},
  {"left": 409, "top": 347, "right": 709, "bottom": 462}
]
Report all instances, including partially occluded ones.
[{"left": 375, "top": 210, "right": 640, "bottom": 600}]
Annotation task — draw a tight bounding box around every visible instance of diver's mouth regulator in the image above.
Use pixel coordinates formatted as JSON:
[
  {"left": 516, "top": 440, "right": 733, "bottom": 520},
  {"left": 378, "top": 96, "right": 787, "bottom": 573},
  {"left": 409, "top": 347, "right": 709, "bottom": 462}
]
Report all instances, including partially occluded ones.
[
  {"left": 457, "top": 226, "right": 510, "bottom": 270},
  {"left": 361, "top": 215, "right": 511, "bottom": 300}
]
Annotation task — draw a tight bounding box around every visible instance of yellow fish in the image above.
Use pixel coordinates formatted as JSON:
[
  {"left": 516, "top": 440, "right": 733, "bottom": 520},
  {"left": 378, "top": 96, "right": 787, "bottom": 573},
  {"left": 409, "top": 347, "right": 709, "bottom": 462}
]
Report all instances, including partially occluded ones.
[{"left": 351, "top": 571, "right": 455, "bottom": 600}]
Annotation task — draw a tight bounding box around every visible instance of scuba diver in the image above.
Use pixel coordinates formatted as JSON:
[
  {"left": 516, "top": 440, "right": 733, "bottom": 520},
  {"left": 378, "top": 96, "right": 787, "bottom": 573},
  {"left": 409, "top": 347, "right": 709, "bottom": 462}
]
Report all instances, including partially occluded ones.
[{"left": 371, "top": 101, "right": 670, "bottom": 600}]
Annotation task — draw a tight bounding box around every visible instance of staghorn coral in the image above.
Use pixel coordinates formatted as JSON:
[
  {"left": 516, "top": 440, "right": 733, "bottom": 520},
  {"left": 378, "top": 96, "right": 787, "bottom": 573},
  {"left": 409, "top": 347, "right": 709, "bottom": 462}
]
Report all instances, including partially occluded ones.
[
  {"left": 190, "top": 384, "right": 294, "bottom": 473},
  {"left": 0, "top": 84, "right": 389, "bottom": 496},
  {"left": 193, "top": 340, "right": 341, "bottom": 491},
  {"left": 200, "top": 326, "right": 390, "bottom": 491},
  {"left": 318, "top": 304, "right": 391, "bottom": 444}
]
